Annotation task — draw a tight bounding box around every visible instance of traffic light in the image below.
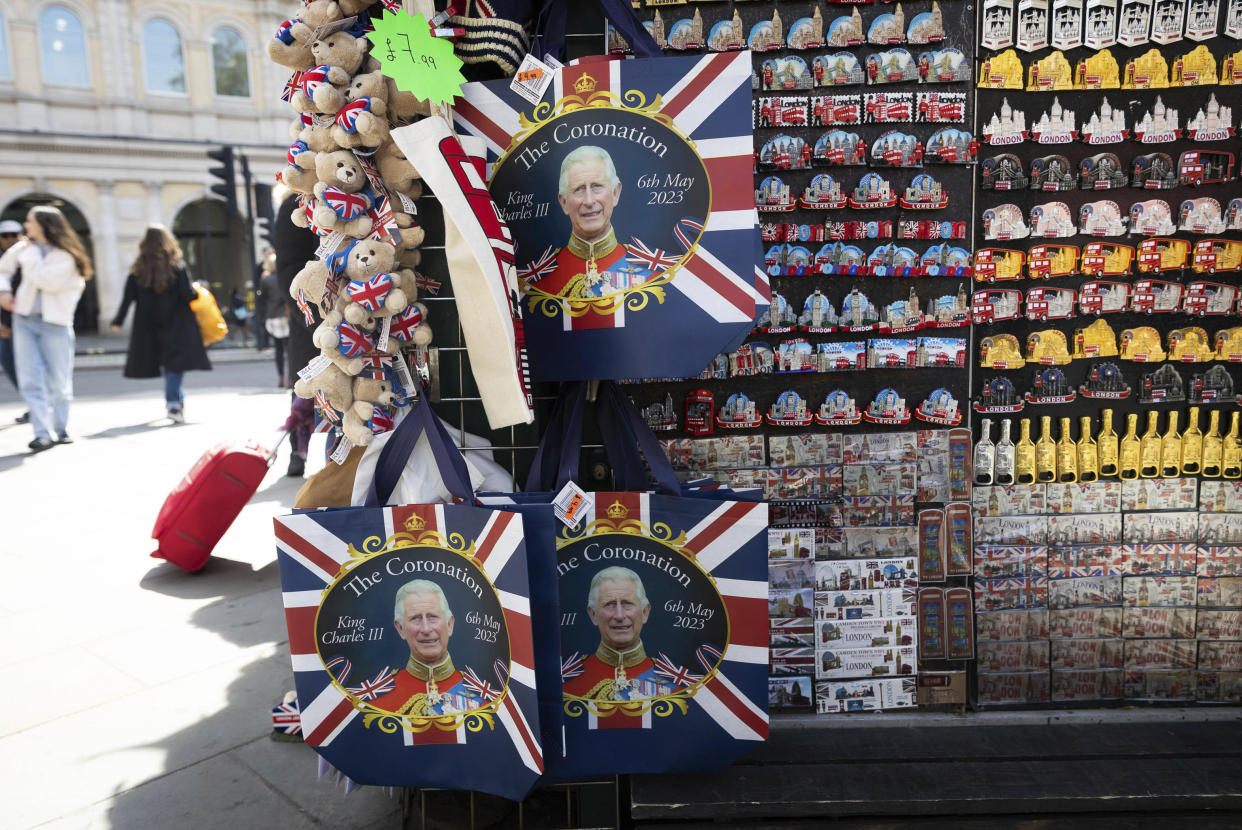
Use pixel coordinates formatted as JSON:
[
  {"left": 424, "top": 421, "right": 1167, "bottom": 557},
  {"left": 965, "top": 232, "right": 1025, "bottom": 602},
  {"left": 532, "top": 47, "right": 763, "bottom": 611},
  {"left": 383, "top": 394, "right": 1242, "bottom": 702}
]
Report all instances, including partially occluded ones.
[
  {"left": 254, "top": 183, "right": 274, "bottom": 246},
  {"left": 207, "top": 146, "right": 238, "bottom": 217}
]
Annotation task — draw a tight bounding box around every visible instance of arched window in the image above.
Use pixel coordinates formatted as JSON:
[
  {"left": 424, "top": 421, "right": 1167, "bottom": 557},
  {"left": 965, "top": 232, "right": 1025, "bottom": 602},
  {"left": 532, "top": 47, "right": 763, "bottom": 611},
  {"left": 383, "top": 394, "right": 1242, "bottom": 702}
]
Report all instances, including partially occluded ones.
[
  {"left": 0, "top": 14, "right": 12, "bottom": 81},
  {"left": 38, "top": 6, "right": 89, "bottom": 87},
  {"left": 210, "top": 27, "right": 249, "bottom": 97},
  {"left": 142, "top": 18, "right": 186, "bottom": 94}
]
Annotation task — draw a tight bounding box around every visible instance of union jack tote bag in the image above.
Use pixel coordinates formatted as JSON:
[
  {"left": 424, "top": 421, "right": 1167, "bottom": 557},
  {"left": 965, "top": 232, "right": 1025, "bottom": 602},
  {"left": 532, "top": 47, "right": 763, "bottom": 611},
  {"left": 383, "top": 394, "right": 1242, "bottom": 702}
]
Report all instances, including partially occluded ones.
[
  {"left": 274, "top": 393, "right": 544, "bottom": 799},
  {"left": 454, "top": 52, "right": 764, "bottom": 381}
]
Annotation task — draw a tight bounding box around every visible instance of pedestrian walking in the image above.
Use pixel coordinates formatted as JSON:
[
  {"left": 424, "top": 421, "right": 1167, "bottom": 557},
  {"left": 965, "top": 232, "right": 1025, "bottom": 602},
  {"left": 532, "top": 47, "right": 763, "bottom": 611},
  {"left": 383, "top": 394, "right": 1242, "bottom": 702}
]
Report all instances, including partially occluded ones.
[
  {"left": 110, "top": 225, "right": 211, "bottom": 424},
  {"left": 0, "top": 218, "right": 29, "bottom": 424},
  {"left": 0, "top": 206, "right": 91, "bottom": 452},
  {"left": 258, "top": 251, "right": 290, "bottom": 388},
  {"left": 273, "top": 185, "right": 320, "bottom": 477}
]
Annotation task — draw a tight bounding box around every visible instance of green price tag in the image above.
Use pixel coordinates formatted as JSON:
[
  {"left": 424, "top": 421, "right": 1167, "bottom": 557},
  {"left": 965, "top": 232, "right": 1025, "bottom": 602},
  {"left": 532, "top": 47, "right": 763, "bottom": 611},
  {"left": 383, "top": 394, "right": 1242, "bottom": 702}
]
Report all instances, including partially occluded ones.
[{"left": 369, "top": 10, "right": 465, "bottom": 108}]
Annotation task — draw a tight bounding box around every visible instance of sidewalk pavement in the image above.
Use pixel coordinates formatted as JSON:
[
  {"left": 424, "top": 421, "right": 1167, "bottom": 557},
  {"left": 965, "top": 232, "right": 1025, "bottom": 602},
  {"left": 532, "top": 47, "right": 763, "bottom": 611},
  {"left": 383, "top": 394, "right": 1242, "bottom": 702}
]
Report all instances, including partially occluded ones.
[
  {"left": 0, "top": 372, "right": 401, "bottom": 829},
  {"left": 74, "top": 333, "right": 268, "bottom": 371}
]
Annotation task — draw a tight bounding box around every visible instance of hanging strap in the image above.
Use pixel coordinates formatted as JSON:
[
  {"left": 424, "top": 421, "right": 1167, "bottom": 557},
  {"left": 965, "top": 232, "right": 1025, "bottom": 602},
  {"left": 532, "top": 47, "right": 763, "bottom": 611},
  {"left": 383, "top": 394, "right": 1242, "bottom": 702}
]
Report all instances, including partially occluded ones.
[
  {"left": 365, "top": 388, "right": 474, "bottom": 506},
  {"left": 597, "top": 381, "right": 681, "bottom": 495},
  {"left": 525, "top": 381, "right": 589, "bottom": 492},
  {"left": 531, "top": 0, "right": 662, "bottom": 62}
]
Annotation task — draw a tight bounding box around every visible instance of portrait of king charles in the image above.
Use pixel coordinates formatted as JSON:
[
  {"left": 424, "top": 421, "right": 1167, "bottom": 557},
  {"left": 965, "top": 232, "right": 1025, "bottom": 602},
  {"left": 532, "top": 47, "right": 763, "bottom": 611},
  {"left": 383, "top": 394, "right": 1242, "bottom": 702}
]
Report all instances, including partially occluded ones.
[
  {"left": 562, "top": 566, "right": 680, "bottom": 701},
  {"left": 370, "top": 579, "right": 488, "bottom": 717},
  {"left": 530, "top": 146, "right": 657, "bottom": 300}
]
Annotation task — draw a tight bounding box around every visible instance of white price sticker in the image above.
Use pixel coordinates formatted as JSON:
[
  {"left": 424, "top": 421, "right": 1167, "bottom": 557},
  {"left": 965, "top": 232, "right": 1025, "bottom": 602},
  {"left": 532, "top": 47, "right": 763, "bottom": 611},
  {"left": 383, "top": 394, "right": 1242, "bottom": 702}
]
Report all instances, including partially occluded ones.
[
  {"left": 330, "top": 435, "right": 355, "bottom": 465},
  {"left": 297, "top": 354, "right": 332, "bottom": 382},
  {"left": 553, "top": 481, "right": 593, "bottom": 528},
  {"left": 511, "top": 53, "right": 555, "bottom": 105}
]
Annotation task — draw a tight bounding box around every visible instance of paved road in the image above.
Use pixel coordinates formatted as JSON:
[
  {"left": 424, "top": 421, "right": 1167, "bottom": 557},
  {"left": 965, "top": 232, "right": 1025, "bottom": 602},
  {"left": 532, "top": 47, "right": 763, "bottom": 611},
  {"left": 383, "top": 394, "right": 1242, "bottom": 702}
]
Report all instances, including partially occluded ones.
[{"left": 0, "top": 357, "right": 401, "bottom": 829}]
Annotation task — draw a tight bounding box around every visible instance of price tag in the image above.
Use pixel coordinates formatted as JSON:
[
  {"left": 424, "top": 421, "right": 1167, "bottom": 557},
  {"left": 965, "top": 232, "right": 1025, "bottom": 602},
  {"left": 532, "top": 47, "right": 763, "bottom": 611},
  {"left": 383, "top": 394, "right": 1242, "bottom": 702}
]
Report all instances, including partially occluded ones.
[
  {"left": 377, "top": 314, "right": 392, "bottom": 352},
  {"left": 393, "top": 352, "right": 416, "bottom": 391},
  {"left": 297, "top": 354, "right": 332, "bottom": 382},
  {"left": 511, "top": 54, "right": 555, "bottom": 105},
  {"left": 369, "top": 10, "right": 465, "bottom": 107},
  {"left": 553, "top": 481, "right": 594, "bottom": 528},
  {"left": 330, "top": 435, "right": 355, "bottom": 465}
]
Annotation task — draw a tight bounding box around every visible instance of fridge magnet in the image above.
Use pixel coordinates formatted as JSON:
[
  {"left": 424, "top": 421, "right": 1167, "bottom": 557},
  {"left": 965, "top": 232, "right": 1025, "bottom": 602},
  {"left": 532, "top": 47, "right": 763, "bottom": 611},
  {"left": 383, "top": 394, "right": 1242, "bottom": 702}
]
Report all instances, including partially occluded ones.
[
  {"left": 981, "top": 152, "right": 1027, "bottom": 191},
  {"left": 1080, "top": 363, "right": 1130, "bottom": 397},
  {"left": 899, "top": 173, "right": 949, "bottom": 208},
  {"left": 1027, "top": 243, "right": 1079, "bottom": 279},
  {"left": 1136, "top": 237, "right": 1188, "bottom": 273},
  {"left": 1131, "top": 153, "right": 1178, "bottom": 188},
  {"left": 1053, "top": 0, "right": 1086, "bottom": 47},
  {"left": 919, "top": 588, "right": 947, "bottom": 658},
  {"left": 1140, "top": 364, "right": 1187, "bottom": 401},
  {"left": 683, "top": 389, "right": 715, "bottom": 435},
  {"left": 1229, "top": 0, "right": 1242, "bottom": 35},
  {"left": 716, "top": 392, "right": 762, "bottom": 428},
  {"left": 918, "top": 336, "right": 967, "bottom": 366},
  {"left": 838, "top": 288, "right": 882, "bottom": 329},
  {"left": 756, "top": 176, "right": 797, "bottom": 212},
  {"left": 1179, "top": 197, "right": 1227, "bottom": 233},
  {"left": 1130, "top": 278, "right": 1184, "bottom": 312},
  {"left": 868, "top": 243, "right": 920, "bottom": 276},
  {"left": 811, "top": 94, "right": 862, "bottom": 126},
  {"left": 868, "top": 338, "right": 918, "bottom": 367},
  {"left": 1193, "top": 238, "right": 1242, "bottom": 273},
  {"left": 849, "top": 172, "right": 898, "bottom": 208},
  {"left": 1079, "top": 281, "right": 1131, "bottom": 314},
  {"left": 1190, "top": 364, "right": 1234, "bottom": 402},
  {"left": 787, "top": 8, "right": 829, "bottom": 50},
  {"left": 1123, "top": 48, "right": 1170, "bottom": 87},
  {"left": 871, "top": 130, "right": 925, "bottom": 166},
  {"left": 1026, "top": 286, "right": 1077, "bottom": 320},
  {"left": 1026, "top": 329, "right": 1072, "bottom": 365},
  {"left": 864, "top": 388, "right": 912, "bottom": 424},
  {"left": 919, "top": 508, "right": 947, "bottom": 581},
  {"left": 868, "top": 5, "right": 908, "bottom": 44},
  {"left": 827, "top": 9, "right": 867, "bottom": 46},
  {"left": 1171, "top": 43, "right": 1217, "bottom": 84},
  {"left": 974, "top": 248, "right": 1026, "bottom": 281},
  {"left": 1185, "top": 0, "right": 1220, "bottom": 37},
  {"left": 767, "top": 390, "right": 815, "bottom": 426},
  {"left": 748, "top": 10, "right": 787, "bottom": 52},
  {"left": 983, "top": 0, "right": 1017, "bottom": 48},
  {"left": 1083, "top": 201, "right": 1132, "bottom": 236},
  {"left": 813, "top": 52, "right": 866, "bottom": 87},
  {"left": 1074, "top": 318, "right": 1120, "bottom": 357},
  {"left": 864, "top": 91, "right": 914, "bottom": 122},
  {"left": 800, "top": 174, "right": 848, "bottom": 209},
  {"left": 908, "top": 3, "right": 947, "bottom": 42},
  {"left": 1018, "top": 0, "right": 1052, "bottom": 49},
  {"left": 756, "top": 293, "right": 798, "bottom": 332},
  {"left": 1030, "top": 201, "right": 1077, "bottom": 237},
  {"left": 761, "top": 56, "right": 814, "bottom": 91},
  {"left": 1026, "top": 367, "right": 1077, "bottom": 403},
  {"left": 1133, "top": 97, "right": 1180, "bottom": 142},
  {"left": 800, "top": 291, "right": 840, "bottom": 332},
  {"left": 727, "top": 342, "right": 777, "bottom": 376},
  {"left": 1229, "top": 198, "right": 1242, "bottom": 229},
  {"left": 778, "top": 338, "right": 820, "bottom": 372},
  {"left": 867, "top": 48, "right": 920, "bottom": 84},
  {"left": 1151, "top": 0, "right": 1188, "bottom": 42},
  {"left": 915, "top": 388, "right": 963, "bottom": 425},
  {"left": 983, "top": 204, "right": 1031, "bottom": 240},
  {"left": 882, "top": 290, "right": 926, "bottom": 330},
  {"left": 922, "top": 247, "right": 973, "bottom": 280},
  {"left": 1119, "top": 0, "right": 1155, "bottom": 43},
  {"left": 983, "top": 101, "right": 1027, "bottom": 144},
  {"left": 816, "top": 389, "right": 863, "bottom": 425},
  {"left": 1215, "top": 328, "right": 1242, "bottom": 360},
  {"left": 1081, "top": 241, "right": 1134, "bottom": 275},
  {"left": 817, "top": 242, "right": 868, "bottom": 274},
  {"left": 1119, "top": 325, "right": 1167, "bottom": 360},
  {"left": 756, "top": 96, "right": 809, "bottom": 129},
  {"left": 973, "top": 290, "right": 1023, "bottom": 325},
  {"left": 760, "top": 135, "right": 813, "bottom": 170},
  {"left": 641, "top": 396, "right": 679, "bottom": 431},
  {"left": 1079, "top": 105, "right": 1126, "bottom": 149},
  {"left": 978, "top": 49, "right": 1025, "bottom": 88},
  {"left": 707, "top": 12, "right": 747, "bottom": 51},
  {"left": 1085, "top": 0, "right": 1120, "bottom": 46},
  {"left": 1222, "top": 48, "right": 1242, "bottom": 81},
  {"left": 815, "top": 130, "right": 867, "bottom": 165},
  {"left": 1129, "top": 200, "right": 1177, "bottom": 235},
  {"left": 1167, "top": 327, "right": 1212, "bottom": 361},
  {"left": 1187, "top": 95, "right": 1235, "bottom": 141},
  {"left": 980, "top": 334, "right": 1027, "bottom": 369},
  {"left": 924, "top": 128, "right": 977, "bottom": 163},
  {"left": 947, "top": 510, "right": 975, "bottom": 577},
  {"left": 1030, "top": 155, "right": 1076, "bottom": 189},
  {"left": 1027, "top": 51, "right": 1074, "bottom": 89},
  {"left": 918, "top": 48, "right": 971, "bottom": 83}
]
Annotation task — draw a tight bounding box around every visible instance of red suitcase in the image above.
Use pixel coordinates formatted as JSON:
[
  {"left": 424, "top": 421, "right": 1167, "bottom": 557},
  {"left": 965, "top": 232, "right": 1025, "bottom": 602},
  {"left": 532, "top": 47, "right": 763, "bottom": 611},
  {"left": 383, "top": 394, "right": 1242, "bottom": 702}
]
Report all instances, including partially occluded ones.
[{"left": 151, "top": 438, "right": 276, "bottom": 572}]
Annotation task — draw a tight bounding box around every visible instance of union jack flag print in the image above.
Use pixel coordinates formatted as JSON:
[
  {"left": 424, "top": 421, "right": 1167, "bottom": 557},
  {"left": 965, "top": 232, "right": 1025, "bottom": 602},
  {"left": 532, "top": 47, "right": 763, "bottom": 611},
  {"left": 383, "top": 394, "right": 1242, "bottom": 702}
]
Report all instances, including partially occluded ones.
[
  {"left": 274, "top": 502, "right": 544, "bottom": 799},
  {"left": 321, "top": 186, "right": 373, "bottom": 221},
  {"left": 346, "top": 273, "right": 394, "bottom": 312},
  {"left": 455, "top": 53, "right": 766, "bottom": 381},
  {"left": 336, "top": 321, "right": 373, "bottom": 358},
  {"left": 336, "top": 97, "right": 373, "bottom": 134}
]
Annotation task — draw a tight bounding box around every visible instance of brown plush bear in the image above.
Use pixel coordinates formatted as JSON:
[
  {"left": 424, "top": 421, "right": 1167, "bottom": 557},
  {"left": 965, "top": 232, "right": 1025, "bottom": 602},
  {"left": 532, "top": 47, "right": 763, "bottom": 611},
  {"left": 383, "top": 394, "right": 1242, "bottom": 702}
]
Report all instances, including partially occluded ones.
[
  {"left": 376, "top": 141, "right": 421, "bottom": 196},
  {"left": 279, "top": 143, "right": 318, "bottom": 195},
  {"left": 331, "top": 71, "right": 391, "bottom": 149},
  {"left": 309, "top": 28, "right": 371, "bottom": 78},
  {"left": 312, "top": 151, "right": 375, "bottom": 237},
  {"left": 311, "top": 308, "right": 369, "bottom": 375},
  {"left": 341, "top": 375, "right": 399, "bottom": 446},
  {"left": 266, "top": 0, "right": 342, "bottom": 71},
  {"left": 293, "top": 361, "right": 355, "bottom": 415},
  {"left": 338, "top": 239, "right": 419, "bottom": 325}
]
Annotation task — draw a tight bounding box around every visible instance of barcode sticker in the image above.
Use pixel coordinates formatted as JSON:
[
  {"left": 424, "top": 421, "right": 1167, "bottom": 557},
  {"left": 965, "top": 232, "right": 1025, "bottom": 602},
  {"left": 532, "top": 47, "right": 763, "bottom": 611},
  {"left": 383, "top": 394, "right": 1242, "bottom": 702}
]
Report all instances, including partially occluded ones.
[
  {"left": 315, "top": 230, "right": 346, "bottom": 259},
  {"left": 297, "top": 354, "right": 332, "bottom": 382},
  {"left": 553, "top": 481, "right": 593, "bottom": 528},
  {"left": 393, "top": 352, "right": 416, "bottom": 391},
  {"left": 511, "top": 54, "right": 554, "bottom": 105},
  {"left": 330, "top": 435, "right": 355, "bottom": 465},
  {"left": 377, "top": 314, "right": 391, "bottom": 352}
]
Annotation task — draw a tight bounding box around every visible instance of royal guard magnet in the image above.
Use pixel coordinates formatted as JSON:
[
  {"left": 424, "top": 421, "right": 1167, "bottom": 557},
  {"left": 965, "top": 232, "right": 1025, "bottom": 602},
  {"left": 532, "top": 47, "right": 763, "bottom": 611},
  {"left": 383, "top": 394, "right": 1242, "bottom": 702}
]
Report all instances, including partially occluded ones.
[
  {"left": 1228, "top": 199, "right": 1242, "bottom": 230},
  {"left": 810, "top": 94, "right": 862, "bottom": 126},
  {"left": 1080, "top": 154, "right": 1127, "bottom": 189},
  {"left": 867, "top": 49, "right": 919, "bottom": 84},
  {"left": 756, "top": 96, "right": 810, "bottom": 128},
  {"left": 1168, "top": 326, "right": 1213, "bottom": 361},
  {"left": 1074, "top": 49, "right": 1120, "bottom": 87},
  {"left": 1180, "top": 198, "right": 1227, "bottom": 233},
  {"left": 1080, "top": 362, "right": 1132, "bottom": 397},
  {"left": 760, "top": 135, "right": 813, "bottom": 170},
  {"left": 815, "top": 130, "right": 867, "bottom": 165},
  {"left": 683, "top": 389, "right": 715, "bottom": 435},
  {"left": 1080, "top": 200, "right": 1128, "bottom": 236},
  {"left": 1140, "top": 364, "right": 1186, "bottom": 401},
  {"left": 1130, "top": 200, "right": 1177, "bottom": 235},
  {"left": 1030, "top": 155, "right": 1076, "bottom": 190},
  {"left": 1119, "top": 326, "right": 1167, "bottom": 360},
  {"left": 761, "top": 56, "right": 814, "bottom": 91},
  {"left": 1191, "top": 365, "right": 1235, "bottom": 402},
  {"left": 916, "top": 388, "right": 963, "bottom": 425},
  {"left": 918, "top": 91, "right": 967, "bottom": 122},
  {"left": 871, "top": 130, "right": 924, "bottom": 166},
  {"left": 975, "top": 377, "right": 1025, "bottom": 411},
  {"left": 983, "top": 154, "right": 1029, "bottom": 190},
  {"left": 1123, "top": 49, "right": 1170, "bottom": 87},
  {"left": 1132, "top": 153, "right": 1178, "bottom": 189},
  {"left": 864, "top": 91, "right": 914, "bottom": 123},
  {"left": 918, "top": 48, "right": 970, "bottom": 82},
  {"left": 1026, "top": 367, "right": 1076, "bottom": 403},
  {"left": 1171, "top": 44, "right": 1216, "bottom": 84},
  {"left": 1221, "top": 48, "right": 1242, "bottom": 83},
  {"left": 1215, "top": 327, "right": 1242, "bottom": 361},
  {"left": 1081, "top": 99, "right": 1128, "bottom": 144},
  {"left": 813, "top": 52, "right": 866, "bottom": 87},
  {"left": 1073, "top": 318, "right": 1119, "bottom": 358},
  {"left": 1027, "top": 51, "right": 1074, "bottom": 89},
  {"left": 983, "top": 205, "right": 1031, "bottom": 240},
  {"left": 1030, "top": 202, "right": 1077, "bottom": 238},
  {"left": 1027, "top": 329, "right": 1072, "bottom": 365},
  {"left": 924, "top": 128, "right": 977, "bottom": 163}
]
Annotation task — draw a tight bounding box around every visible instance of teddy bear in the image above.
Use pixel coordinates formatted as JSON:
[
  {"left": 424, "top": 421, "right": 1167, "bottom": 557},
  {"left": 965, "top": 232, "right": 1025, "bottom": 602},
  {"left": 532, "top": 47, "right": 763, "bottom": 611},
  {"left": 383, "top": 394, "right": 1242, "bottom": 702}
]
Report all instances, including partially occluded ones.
[
  {"left": 337, "top": 239, "right": 419, "bottom": 326},
  {"left": 290, "top": 112, "right": 338, "bottom": 154},
  {"left": 312, "top": 152, "right": 375, "bottom": 237},
  {"left": 293, "top": 361, "right": 355, "bottom": 417},
  {"left": 266, "top": 0, "right": 343, "bottom": 71},
  {"left": 331, "top": 71, "right": 391, "bottom": 149},
  {"left": 287, "top": 63, "right": 354, "bottom": 115},
  {"left": 309, "top": 27, "right": 372, "bottom": 80},
  {"left": 311, "top": 308, "right": 370, "bottom": 375},
  {"left": 341, "top": 375, "right": 399, "bottom": 446},
  {"left": 385, "top": 77, "right": 437, "bottom": 122},
  {"left": 376, "top": 141, "right": 421, "bottom": 197},
  {"left": 279, "top": 141, "right": 318, "bottom": 195}
]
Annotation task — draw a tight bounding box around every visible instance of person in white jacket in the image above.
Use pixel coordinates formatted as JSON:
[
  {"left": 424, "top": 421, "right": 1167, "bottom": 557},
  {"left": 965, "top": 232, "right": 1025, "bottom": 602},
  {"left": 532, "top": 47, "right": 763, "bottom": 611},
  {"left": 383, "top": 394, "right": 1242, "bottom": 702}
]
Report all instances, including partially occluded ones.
[{"left": 0, "top": 206, "right": 91, "bottom": 452}]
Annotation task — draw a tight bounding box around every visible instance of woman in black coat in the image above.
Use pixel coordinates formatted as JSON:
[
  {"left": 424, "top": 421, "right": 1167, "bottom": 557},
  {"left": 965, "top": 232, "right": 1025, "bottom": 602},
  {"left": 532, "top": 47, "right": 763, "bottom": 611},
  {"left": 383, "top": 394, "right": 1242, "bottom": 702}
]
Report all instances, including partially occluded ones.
[{"left": 111, "top": 225, "right": 211, "bottom": 423}]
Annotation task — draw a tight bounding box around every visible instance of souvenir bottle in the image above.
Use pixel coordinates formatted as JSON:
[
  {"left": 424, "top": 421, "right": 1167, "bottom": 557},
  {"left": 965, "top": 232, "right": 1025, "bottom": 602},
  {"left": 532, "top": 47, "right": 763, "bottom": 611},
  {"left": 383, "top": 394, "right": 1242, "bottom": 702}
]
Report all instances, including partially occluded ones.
[
  {"left": 1202, "top": 409, "right": 1224, "bottom": 479},
  {"left": 995, "top": 419, "right": 1016, "bottom": 486},
  {"left": 1056, "top": 416, "right": 1078, "bottom": 483},
  {"left": 1015, "top": 418, "right": 1037, "bottom": 485},
  {"left": 974, "top": 418, "right": 996, "bottom": 486},
  {"left": 1180, "top": 407, "right": 1203, "bottom": 476},
  {"left": 1036, "top": 415, "right": 1058, "bottom": 483},
  {"left": 1160, "top": 410, "right": 1182, "bottom": 479},
  {"left": 1097, "top": 408, "right": 1119, "bottom": 478},
  {"left": 1139, "top": 411, "right": 1162, "bottom": 479},
  {"left": 1077, "top": 416, "right": 1099, "bottom": 483},
  {"left": 1224, "top": 412, "right": 1242, "bottom": 480},
  {"left": 1120, "top": 413, "right": 1142, "bottom": 480}
]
